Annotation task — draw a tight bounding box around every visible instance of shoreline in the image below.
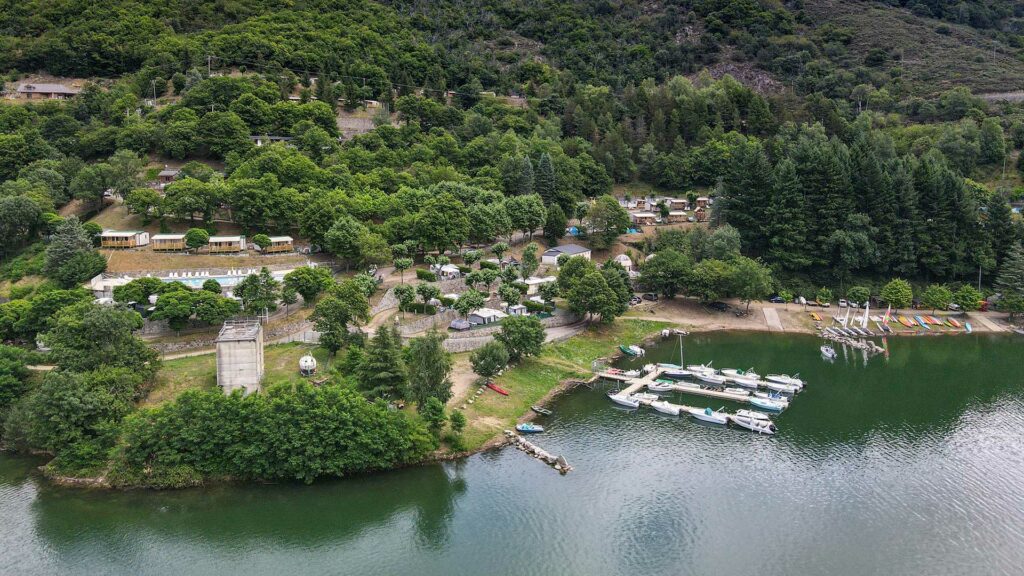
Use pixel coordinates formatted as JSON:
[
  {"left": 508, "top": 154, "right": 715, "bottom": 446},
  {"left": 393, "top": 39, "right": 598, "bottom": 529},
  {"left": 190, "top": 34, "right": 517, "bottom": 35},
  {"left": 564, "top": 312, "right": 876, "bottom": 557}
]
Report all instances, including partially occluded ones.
[{"left": 20, "top": 308, "right": 1016, "bottom": 491}]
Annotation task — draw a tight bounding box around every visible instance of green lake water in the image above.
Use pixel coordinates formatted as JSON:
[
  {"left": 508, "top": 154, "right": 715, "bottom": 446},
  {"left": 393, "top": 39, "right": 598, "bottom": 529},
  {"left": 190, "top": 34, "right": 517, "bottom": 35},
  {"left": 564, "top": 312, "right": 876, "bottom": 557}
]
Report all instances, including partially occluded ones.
[{"left": 2, "top": 332, "right": 1023, "bottom": 576}]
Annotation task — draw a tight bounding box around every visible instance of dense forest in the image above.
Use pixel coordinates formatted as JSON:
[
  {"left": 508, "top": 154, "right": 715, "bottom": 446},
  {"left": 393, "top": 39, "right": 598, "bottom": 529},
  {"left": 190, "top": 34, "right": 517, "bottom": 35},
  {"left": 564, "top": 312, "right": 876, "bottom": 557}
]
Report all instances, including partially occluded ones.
[{"left": 2, "top": 0, "right": 1024, "bottom": 485}]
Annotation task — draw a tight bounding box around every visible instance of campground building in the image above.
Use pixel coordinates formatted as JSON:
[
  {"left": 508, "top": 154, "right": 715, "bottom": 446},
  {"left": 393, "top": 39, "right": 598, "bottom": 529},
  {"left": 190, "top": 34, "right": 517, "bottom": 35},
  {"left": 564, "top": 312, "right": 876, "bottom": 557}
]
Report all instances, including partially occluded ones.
[
  {"left": 541, "top": 243, "right": 592, "bottom": 265},
  {"left": 99, "top": 230, "right": 150, "bottom": 249}
]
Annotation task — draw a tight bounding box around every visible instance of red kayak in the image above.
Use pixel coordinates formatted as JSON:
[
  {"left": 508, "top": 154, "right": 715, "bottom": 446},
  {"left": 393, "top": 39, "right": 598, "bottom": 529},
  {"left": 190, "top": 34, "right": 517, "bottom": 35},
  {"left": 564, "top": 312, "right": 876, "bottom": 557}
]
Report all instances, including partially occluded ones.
[{"left": 486, "top": 382, "right": 510, "bottom": 396}]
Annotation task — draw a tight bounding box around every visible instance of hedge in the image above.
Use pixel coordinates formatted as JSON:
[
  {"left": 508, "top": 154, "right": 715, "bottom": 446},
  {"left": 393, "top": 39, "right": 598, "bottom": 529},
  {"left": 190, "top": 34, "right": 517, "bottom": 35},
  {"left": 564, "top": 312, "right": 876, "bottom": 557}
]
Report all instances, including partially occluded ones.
[
  {"left": 439, "top": 296, "right": 456, "bottom": 306},
  {"left": 512, "top": 281, "right": 529, "bottom": 294},
  {"left": 401, "top": 303, "right": 438, "bottom": 315},
  {"left": 415, "top": 269, "right": 438, "bottom": 282},
  {"left": 523, "top": 300, "right": 549, "bottom": 313},
  {"left": 457, "top": 265, "right": 472, "bottom": 274},
  {"left": 479, "top": 261, "right": 499, "bottom": 270}
]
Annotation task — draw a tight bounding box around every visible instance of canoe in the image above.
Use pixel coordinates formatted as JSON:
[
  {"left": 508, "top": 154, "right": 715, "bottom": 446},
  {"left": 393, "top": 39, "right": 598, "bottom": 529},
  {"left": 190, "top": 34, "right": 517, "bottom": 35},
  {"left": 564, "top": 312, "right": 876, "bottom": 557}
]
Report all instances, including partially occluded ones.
[
  {"left": 915, "top": 316, "right": 931, "bottom": 330},
  {"left": 965, "top": 322, "right": 973, "bottom": 334},
  {"left": 531, "top": 405, "right": 552, "bottom": 416},
  {"left": 898, "top": 316, "right": 914, "bottom": 327},
  {"left": 516, "top": 422, "right": 544, "bottom": 433},
  {"left": 948, "top": 318, "right": 961, "bottom": 328},
  {"left": 486, "top": 382, "right": 510, "bottom": 396}
]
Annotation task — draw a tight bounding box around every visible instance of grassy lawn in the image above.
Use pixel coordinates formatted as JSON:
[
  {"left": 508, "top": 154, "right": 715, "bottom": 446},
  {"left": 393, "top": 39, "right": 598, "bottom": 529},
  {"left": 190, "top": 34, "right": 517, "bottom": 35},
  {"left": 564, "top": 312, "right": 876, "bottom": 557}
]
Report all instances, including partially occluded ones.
[
  {"left": 458, "top": 319, "right": 669, "bottom": 450},
  {"left": 143, "top": 342, "right": 335, "bottom": 407}
]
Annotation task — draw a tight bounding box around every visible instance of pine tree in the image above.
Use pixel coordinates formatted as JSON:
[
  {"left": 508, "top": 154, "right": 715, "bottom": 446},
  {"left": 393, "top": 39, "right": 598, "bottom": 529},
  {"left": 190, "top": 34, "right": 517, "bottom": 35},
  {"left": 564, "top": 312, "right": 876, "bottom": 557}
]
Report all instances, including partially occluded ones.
[
  {"left": 851, "top": 137, "right": 896, "bottom": 272},
  {"left": 357, "top": 325, "right": 407, "bottom": 400},
  {"left": 719, "top": 140, "right": 772, "bottom": 254},
  {"left": 765, "top": 158, "right": 810, "bottom": 272},
  {"left": 517, "top": 156, "right": 535, "bottom": 195},
  {"left": 534, "top": 153, "right": 556, "bottom": 205},
  {"left": 43, "top": 216, "right": 92, "bottom": 277},
  {"left": 986, "top": 194, "right": 1015, "bottom": 269},
  {"left": 995, "top": 243, "right": 1024, "bottom": 319},
  {"left": 891, "top": 158, "right": 921, "bottom": 278}
]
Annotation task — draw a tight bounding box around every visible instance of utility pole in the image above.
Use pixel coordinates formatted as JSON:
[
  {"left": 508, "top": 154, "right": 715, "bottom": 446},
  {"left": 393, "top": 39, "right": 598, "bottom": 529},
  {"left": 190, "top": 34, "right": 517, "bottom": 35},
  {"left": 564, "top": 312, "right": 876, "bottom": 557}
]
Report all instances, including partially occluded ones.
[{"left": 207, "top": 54, "right": 213, "bottom": 76}]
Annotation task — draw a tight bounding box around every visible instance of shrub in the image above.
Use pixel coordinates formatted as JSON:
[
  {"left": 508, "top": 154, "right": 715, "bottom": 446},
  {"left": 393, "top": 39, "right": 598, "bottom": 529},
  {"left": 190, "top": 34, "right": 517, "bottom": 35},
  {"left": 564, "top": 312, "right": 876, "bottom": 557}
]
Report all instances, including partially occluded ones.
[
  {"left": 523, "top": 300, "right": 547, "bottom": 313},
  {"left": 402, "top": 302, "right": 438, "bottom": 315},
  {"left": 512, "top": 281, "right": 529, "bottom": 294},
  {"left": 479, "top": 260, "right": 499, "bottom": 271},
  {"left": 457, "top": 265, "right": 471, "bottom": 274},
  {"left": 439, "top": 296, "right": 455, "bottom": 306},
  {"left": 415, "top": 269, "right": 437, "bottom": 282}
]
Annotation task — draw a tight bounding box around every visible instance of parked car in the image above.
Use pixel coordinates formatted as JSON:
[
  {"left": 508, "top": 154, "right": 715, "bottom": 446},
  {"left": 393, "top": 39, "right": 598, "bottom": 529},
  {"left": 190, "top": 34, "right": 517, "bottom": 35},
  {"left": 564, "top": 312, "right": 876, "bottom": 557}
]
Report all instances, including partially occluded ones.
[
  {"left": 818, "top": 301, "right": 831, "bottom": 308},
  {"left": 768, "top": 295, "right": 786, "bottom": 304},
  {"left": 709, "top": 301, "right": 729, "bottom": 312},
  {"left": 948, "top": 303, "right": 961, "bottom": 311},
  {"left": 629, "top": 296, "right": 642, "bottom": 306},
  {"left": 642, "top": 293, "right": 659, "bottom": 301},
  {"left": 838, "top": 299, "right": 848, "bottom": 308}
]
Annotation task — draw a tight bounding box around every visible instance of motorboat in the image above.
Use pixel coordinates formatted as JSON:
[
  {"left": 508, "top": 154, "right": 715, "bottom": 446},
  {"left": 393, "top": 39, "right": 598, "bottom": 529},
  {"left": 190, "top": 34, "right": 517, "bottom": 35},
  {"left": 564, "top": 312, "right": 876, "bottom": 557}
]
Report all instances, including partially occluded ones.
[
  {"left": 619, "top": 369, "right": 642, "bottom": 378},
  {"left": 729, "top": 376, "right": 761, "bottom": 389},
  {"left": 689, "top": 407, "right": 728, "bottom": 425},
  {"left": 820, "top": 345, "right": 837, "bottom": 359},
  {"left": 695, "top": 371, "right": 727, "bottom": 386},
  {"left": 731, "top": 410, "right": 777, "bottom": 434},
  {"left": 722, "top": 368, "right": 762, "bottom": 381},
  {"left": 749, "top": 397, "right": 786, "bottom": 412},
  {"left": 608, "top": 392, "right": 640, "bottom": 408},
  {"left": 753, "top": 391, "right": 789, "bottom": 406},
  {"left": 632, "top": 392, "right": 660, "bottom": 403},
  {"left": 673, "top": 381, "right": 702, "bottom": 391},
  {"left": 531, "top": 405, "right": 552, "bottom": 416},
  {"left": 766, "top": 374, "right": 805, "bottom": 388},
  {"left": 516, "top": 422, "right": 544, "bottom": 433},
  {"left": 723, "top": 387, "right": 751, "bottom": 396},
  {"left": 687, "top": 362, "right": 713, "bottom": 373},
  {"left": 647, "top": 380, "right": 675, "bottom": 392},
  {"left": 764, "top": 381, "right": 800, "bottom": 395},
  {"left": 650, "top": 400, "right": 681, "bottom": 416},
  {"left": 619, "top": 344, "right": 646, "bottom": 357}
]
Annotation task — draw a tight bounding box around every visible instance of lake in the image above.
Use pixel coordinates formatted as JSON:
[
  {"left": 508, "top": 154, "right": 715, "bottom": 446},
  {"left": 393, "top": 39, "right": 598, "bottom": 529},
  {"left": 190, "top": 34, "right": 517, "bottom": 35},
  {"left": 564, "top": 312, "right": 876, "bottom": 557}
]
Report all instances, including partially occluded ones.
[{"left": 2, "top": 332, "right": 1023, "bottom": 576}]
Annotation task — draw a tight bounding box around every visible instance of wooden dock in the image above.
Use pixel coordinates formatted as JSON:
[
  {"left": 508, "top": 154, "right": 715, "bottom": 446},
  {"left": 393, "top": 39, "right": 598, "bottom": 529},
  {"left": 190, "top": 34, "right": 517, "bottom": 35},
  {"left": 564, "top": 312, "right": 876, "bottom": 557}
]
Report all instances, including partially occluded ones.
[{"left": 597, "top": 367, "right": 757, "bottom": 404}]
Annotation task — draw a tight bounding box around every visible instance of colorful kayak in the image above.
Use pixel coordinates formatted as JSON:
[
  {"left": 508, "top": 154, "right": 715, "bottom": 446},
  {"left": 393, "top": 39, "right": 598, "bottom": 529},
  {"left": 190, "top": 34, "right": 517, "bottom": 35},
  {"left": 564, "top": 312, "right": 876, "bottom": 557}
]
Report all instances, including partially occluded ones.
[
  {"left": 948, "top": 318, "right": 961, "bottom": 328},
  {"left": 928, "top": 316, "right": 942, "bottom": 325},
  {"left": 898, "top": 316, "right": 914, "bottom": 327},
  {"left": 965, "top": 322, "right": 973, "bottom": 334},
  {"left": 486, "top": 382, "right": 510, "bottom": 396},
  {"left": 810, "top": 313, "right": 822, "bottom": 321},
  {"left": 915, "top": 316, "right": 931, "bottom": 330}
]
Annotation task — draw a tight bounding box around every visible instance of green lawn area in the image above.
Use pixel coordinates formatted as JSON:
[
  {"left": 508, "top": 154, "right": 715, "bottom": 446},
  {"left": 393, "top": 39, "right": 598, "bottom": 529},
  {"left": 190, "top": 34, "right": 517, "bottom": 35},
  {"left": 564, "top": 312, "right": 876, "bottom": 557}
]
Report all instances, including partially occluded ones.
[
  {"left": 458, "top": 319, "right": 669, "bottom": 449},
  {"left": 143, "top": 342, "right": 335, "bottom": 407}
]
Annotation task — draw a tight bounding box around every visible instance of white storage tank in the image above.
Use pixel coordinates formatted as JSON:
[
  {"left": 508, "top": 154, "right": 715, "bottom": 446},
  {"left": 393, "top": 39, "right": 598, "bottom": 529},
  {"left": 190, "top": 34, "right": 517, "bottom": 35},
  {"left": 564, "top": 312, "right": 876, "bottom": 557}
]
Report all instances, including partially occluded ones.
[{"left": 299, "top": 354, "right": 317, "bottom": 377}]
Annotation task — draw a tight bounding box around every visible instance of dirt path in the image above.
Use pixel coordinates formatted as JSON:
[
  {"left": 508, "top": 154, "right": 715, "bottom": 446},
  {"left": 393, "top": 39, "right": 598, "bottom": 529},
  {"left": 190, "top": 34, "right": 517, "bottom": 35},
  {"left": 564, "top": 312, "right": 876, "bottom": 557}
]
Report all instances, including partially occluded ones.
[{"left": 967, "top": 312, "right": 1007, "bottom": 332}]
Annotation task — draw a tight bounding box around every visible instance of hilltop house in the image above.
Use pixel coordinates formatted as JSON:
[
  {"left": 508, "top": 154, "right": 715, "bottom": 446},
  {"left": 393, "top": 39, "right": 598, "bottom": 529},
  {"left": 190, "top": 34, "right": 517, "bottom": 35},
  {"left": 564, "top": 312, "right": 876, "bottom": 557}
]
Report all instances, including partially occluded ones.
[
  {"left": 541, "top": 244, "right": 591, "bottom": 265},
  {"left": 16, "top": 83, "right": 80, "bottom": 100}
]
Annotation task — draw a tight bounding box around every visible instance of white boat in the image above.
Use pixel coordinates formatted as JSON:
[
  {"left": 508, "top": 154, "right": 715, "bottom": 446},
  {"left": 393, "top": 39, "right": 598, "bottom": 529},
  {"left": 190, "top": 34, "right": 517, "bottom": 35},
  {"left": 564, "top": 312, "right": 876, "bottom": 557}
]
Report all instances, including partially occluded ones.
[
  {"left": 749, "top": 397, "right": 786, "bottom": 412},
  {"left": 632, "top": 392, "right": 660, "bottom": 403},
  {"left": 673, "top": 381, "right": 702, "bottom": 391},
  {"left": 689, "top": 407, "right": 728, "bottom": 425},
  {"left": 753, "top": 391, "right": 789, "bottom": 406},
  {"left": 620, "top": 369, "right": 642, "bottom": 378},
  {"left": 721, "top": 368, "right": 761, "bottom": 380},
  {"left": 724, "top": 387, "right": 751, "bottom": 396},
  {"left": 764, "top": 381, "right": 800, "bottom": 394},
  {"left": 687, "top": 362, "right": 713, "bottom": 373},
  {"left": 647, "top": 381, "right": 675, "bottom": 392},
  {"left": 727, "top": 374, "right": 762, "bottom": 388},
  {"left": 608, "top": 393, "right": 640, "bottom": 408},
  {"left": 657, "top": 363, "right": 682, "bottom": 369},
  {"left": 650, "top": 400, "right": 681, "bottom": 416},
  {"left": 695, "top": 372, "right": 727, "bottom": 385},
  {"left": 628, "top": 345, "right": 645, "bottom": 357},
  {"left": 731, "top": 410, "right": 777, "bottom": 434},
  {"left": 766, "top": 374, "right": 805, "bottom": 388},
  {"left": 820, "top": 345, "right": 837, "bottom": 359}
]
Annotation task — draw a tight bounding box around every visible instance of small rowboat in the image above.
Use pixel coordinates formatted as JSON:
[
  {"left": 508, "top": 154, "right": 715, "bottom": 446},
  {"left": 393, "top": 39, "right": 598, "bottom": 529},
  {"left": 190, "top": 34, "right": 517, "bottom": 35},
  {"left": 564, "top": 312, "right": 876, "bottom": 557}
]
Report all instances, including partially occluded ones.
[
  {"left": 516, "top": 422, "right": 544, "bottom": 433},
  {"left": 486, "top": 382, "right": 510, "bottom": 396},
  {"left": 531, "top": 405, "right": 552, "bottom": 416}
]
